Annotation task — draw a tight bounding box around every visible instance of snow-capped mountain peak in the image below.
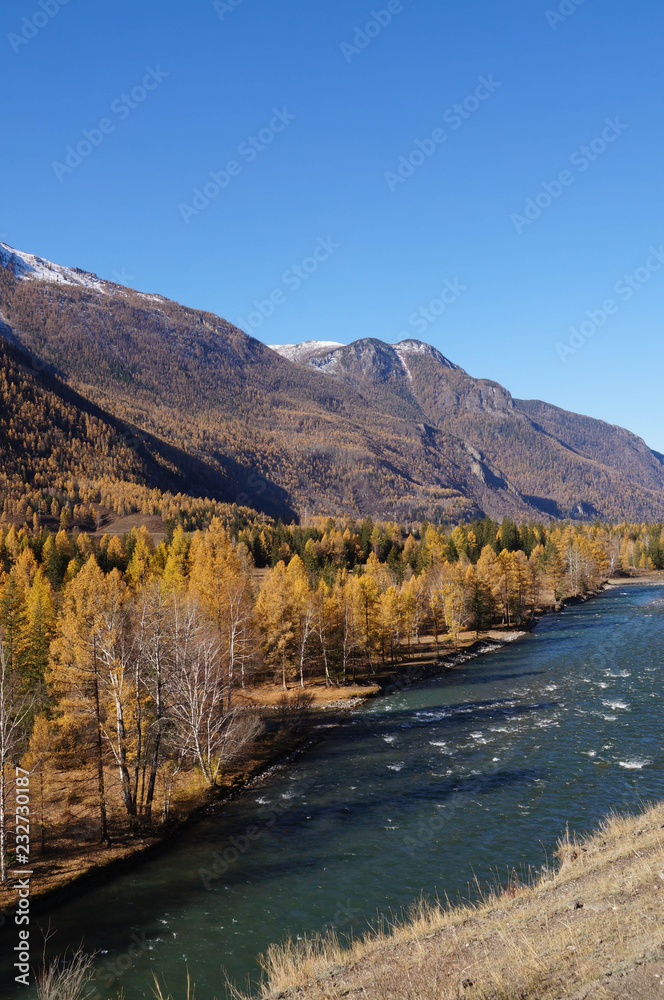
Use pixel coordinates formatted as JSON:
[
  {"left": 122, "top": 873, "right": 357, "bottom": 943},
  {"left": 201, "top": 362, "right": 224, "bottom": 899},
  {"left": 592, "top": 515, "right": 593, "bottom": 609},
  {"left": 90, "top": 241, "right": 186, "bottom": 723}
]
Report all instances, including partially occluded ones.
[
  {"left": 393, "top": 339, "right": 458, "bottom": 369},
  {"left": 0, "top": 242, "right": 109, "bottom": 293}
]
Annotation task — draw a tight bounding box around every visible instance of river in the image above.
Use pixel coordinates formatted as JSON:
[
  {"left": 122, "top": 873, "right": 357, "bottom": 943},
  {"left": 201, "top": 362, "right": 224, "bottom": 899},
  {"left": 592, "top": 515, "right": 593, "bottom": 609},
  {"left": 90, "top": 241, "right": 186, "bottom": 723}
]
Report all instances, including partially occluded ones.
[{"left": 1, "top": 584, "right": 663, "bottom": 997}]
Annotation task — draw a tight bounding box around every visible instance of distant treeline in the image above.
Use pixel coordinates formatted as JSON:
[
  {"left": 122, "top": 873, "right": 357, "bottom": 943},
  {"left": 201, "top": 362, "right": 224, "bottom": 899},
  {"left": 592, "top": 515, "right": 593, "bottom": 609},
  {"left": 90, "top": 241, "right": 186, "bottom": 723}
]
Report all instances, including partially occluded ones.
[{"left": 0, "top": 514, "right": 659, "bottom": 866}]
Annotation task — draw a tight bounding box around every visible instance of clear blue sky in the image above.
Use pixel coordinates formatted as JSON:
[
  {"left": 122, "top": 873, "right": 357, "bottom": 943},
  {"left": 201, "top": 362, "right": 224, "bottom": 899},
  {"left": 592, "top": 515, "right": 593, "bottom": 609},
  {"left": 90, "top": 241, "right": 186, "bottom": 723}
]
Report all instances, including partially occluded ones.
[{"left": 2, "top": 0, "right": 663, "bottom": 450}]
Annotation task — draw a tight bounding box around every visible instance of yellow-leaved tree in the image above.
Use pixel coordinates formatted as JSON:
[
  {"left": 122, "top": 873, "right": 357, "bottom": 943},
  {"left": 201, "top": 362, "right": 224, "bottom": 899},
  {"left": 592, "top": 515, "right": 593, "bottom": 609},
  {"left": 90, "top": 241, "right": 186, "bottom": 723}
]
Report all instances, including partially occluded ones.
[
  {"left": 48, "top": 556, "right": 112, "bottom": 845},
  {"left": 189, "top": 520, "right": 255, "bottom": 708},
  {"left": 255, "top": 561, "right": 295, "bottom": 690}
]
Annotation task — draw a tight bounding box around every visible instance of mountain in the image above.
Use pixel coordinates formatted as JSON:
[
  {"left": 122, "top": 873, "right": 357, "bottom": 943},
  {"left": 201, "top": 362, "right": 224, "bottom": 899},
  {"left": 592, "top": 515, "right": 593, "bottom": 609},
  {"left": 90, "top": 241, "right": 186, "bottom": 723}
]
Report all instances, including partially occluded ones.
[
  {"left": 267, "top": 337, "right": 664, "bottom": 521},
  {"left": 1, "top": 240, "right": 663, "bottom": 524}
]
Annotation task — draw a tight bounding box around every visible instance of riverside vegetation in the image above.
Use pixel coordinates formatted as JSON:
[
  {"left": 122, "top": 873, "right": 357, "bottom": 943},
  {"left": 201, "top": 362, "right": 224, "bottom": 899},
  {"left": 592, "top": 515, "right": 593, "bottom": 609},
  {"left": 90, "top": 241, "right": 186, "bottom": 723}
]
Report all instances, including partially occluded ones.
[
  {"left": 0, "top": 511, "right": 661, "bottom": 893},
  {"left": 228, "top": 802, "right": 664, "bottom": 1000},
  {"left": 2, "top": 250, "right": 664, "bottom": 997},
  {"left": 31, "top": 799, "right": 664, "bottom": 998}
]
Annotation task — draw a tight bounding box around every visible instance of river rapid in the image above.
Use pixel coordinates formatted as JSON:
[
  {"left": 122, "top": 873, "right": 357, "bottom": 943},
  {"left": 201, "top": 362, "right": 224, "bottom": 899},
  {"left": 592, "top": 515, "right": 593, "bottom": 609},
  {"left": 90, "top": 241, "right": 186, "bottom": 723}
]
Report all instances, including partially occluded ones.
[{"left": 1, "top": 584, "right": 663, "bottom": 997}]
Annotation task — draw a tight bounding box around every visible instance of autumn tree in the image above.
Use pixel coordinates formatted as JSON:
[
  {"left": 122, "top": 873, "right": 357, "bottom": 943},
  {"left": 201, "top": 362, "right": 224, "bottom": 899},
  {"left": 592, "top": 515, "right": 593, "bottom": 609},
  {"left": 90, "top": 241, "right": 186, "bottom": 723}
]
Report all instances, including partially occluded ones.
[
  {"left": 286, "top": 556, "right": 315, "bottom": 688},
  {"left": 189, "top": 520, "right": 256, "bottom": 708},
  {"left": 168, "top": 597, "right": 261, "bottom": 788},
  {"left": 0, "top": 639, "right": 33, "bottom": 883},
  {"left": 439, "top": 563, "right": 470, "bottom": 647},
  {"left": 48, "top": 556, "right": 112, "bottom": 845},
  {"left": 17, "top": 569, "right": 55, "bottom": 710},
  {"left": 255, "top": 561, "right": 296, "bottom": 689}
]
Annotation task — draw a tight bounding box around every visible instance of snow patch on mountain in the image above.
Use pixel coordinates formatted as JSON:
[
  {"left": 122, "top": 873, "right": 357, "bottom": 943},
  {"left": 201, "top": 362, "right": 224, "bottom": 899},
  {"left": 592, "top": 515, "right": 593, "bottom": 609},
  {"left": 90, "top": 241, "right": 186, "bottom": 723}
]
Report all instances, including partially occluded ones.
[
  {"left": 268, "top": 341, "right": 344, "bottom": 363},
  {"left": 394, "top": 339, "right": 458, "bottom": 368},
  {"left": 0, "top": 242, "right": 108, "bottom": 293},
  {"left": 394, "top": 346, "right": 415, "bottom": 383}
]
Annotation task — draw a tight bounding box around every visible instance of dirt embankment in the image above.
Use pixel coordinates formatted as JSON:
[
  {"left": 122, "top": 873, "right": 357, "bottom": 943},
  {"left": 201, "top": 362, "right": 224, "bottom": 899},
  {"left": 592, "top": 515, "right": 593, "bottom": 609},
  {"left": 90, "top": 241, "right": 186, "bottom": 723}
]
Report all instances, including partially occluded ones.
[{"left": 246, "top": 803, "right": 664, "bottom": 1000}]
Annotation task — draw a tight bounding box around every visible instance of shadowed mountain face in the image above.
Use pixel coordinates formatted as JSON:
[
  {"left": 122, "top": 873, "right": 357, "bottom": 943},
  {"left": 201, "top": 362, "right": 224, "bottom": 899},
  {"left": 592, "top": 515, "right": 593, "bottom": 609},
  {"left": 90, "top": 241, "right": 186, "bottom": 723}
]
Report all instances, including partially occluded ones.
[{"left": 1, "top": 241, "right": 663, "bottom": 522}]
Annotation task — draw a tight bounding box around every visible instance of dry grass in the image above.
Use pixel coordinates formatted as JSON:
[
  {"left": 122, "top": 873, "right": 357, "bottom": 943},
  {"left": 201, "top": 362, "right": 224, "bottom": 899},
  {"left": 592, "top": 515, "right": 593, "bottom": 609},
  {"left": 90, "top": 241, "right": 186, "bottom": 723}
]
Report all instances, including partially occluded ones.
[
  {"left": 91, "top": 511, "right": 167, "bottom": 544},
  {"left": 238, "top": 802, "right": 664, "bottom": 1000},
  {"left": 36, "top": 946, "right": 97, "bottom": 1000},
  {"left": 237, "top": 682, "right": 381, "bottom": 708},
  {"left": 153, "top": 970, "right": 196, "bottom": 1000}
]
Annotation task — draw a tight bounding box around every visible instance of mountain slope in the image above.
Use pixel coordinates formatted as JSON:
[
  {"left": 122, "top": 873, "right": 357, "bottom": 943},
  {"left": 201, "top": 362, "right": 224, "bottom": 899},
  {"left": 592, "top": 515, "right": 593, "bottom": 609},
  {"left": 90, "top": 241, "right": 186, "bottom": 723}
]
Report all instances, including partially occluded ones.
[
  {"left": 266, "top": 338, "right": 664, "bottom": 521},
  {"left": 0, "top": 333, "right": 295, "bottom": 521},
  {"left": 1, "top": 241, "right": 663, "bottom": 523},
  {"left": 0, "top": 244, "right": 485, "bottom": 522}
]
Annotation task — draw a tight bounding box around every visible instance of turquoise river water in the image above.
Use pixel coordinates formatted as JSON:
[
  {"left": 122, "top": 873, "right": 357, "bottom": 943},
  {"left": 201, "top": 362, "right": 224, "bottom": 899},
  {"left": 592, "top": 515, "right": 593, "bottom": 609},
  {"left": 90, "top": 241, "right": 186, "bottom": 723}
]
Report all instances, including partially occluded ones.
[{"left": 1, "top": 584, "right": 663, "bottom": 996}]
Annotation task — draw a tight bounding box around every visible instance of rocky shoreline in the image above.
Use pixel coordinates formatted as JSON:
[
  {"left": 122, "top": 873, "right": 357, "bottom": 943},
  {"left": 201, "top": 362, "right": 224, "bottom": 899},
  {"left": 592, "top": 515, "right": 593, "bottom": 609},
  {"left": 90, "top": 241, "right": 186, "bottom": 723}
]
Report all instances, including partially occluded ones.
[{"left": 5, "top": 573, "right": 662, "bottom": 922}]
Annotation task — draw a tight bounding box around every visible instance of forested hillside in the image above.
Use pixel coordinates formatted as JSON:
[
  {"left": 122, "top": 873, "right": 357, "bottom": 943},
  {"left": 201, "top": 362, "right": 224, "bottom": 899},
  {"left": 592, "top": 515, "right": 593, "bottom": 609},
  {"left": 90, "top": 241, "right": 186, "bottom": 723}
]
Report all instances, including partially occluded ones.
[
  {"left": 0, "top": 246, "right": 481, "bottom": 523},
  {"left": 2, "top": 241, "right": 664, "bottom": 523},
  {"left": 272, "top": 339, "right": 664, "bottom": 521}
]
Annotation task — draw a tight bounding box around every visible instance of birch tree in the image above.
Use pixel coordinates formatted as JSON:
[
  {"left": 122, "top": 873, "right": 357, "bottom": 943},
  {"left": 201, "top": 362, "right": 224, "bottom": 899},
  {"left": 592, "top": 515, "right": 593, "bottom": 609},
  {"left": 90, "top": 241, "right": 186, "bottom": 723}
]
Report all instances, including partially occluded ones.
[{"left": 168, "top": 599, "right": 261, "bottom": 788}]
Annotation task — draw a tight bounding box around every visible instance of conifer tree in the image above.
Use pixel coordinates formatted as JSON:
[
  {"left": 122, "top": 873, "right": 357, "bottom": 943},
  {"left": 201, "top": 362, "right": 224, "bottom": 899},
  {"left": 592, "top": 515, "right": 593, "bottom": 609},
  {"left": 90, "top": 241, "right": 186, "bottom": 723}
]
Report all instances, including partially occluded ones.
[
  {"left": 255, "top": 562, "right": 296, "bottom": 690},
  {"left": 48, "top": 556, "right": 111, "bottom": 845},
  {"left": 189, "top": 520, "right": 255, "bottom": 708},
  {"left": 17, "top": 569, "right": 55, "bottom": 708}
]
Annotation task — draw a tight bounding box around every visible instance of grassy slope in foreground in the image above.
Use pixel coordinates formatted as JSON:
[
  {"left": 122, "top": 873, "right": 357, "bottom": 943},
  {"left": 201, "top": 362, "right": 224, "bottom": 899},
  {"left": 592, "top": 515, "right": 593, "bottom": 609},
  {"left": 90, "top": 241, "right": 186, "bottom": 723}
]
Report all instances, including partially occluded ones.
[{"left": 242, "top": 803, "right": 664, "bottom": 1000}]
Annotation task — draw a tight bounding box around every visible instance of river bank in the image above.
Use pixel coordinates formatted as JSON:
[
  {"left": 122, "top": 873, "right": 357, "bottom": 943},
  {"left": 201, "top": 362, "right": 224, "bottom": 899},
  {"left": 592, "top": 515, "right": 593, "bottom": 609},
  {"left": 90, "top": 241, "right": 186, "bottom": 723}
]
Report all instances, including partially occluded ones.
[
  {"left": 0, "top": 627, "right": 532, "bottom": 915},
  {"left": 606, "top": 572, "right": 664, "bottom": 586},
  {"left": 2, "top": 579, "right": 663, "bottom": 998},
  {"left": 0, "top": 706, "right": 361, "bottom": 918},
  {"left": 243, "top": 800, "right": 664, "bottom": 1000},
  {"left": 0, "top": 631, "right": 522, "bottom": 917},
  {"left": 1, "top": 573, "right": 661, "bottom": 922}
]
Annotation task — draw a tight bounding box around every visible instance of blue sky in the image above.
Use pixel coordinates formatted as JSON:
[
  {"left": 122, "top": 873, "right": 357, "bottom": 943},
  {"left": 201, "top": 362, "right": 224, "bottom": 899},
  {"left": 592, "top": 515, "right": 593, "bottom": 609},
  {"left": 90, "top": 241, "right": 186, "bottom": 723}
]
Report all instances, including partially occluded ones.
[{"left": 2, "top": 0, "right": 663, "bottom": 450}]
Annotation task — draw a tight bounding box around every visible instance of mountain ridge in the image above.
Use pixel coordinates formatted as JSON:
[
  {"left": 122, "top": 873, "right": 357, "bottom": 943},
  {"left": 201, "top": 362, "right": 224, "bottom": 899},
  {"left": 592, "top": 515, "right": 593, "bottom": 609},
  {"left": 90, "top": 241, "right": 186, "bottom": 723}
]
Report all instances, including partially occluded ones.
[
  {"left": 268, "top": 335, "right": 664, "bottom": 517},
  {"left": 1, "top": 242, "right": 662, "bottom": 523}
]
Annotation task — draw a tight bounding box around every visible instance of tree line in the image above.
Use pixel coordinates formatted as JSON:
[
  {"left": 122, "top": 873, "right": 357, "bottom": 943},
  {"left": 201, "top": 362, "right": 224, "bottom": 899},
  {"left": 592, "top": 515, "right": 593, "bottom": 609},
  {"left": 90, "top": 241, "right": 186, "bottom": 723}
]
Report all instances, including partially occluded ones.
[{"left": 0, "top": 514, "right": 661, "bottom": 879}]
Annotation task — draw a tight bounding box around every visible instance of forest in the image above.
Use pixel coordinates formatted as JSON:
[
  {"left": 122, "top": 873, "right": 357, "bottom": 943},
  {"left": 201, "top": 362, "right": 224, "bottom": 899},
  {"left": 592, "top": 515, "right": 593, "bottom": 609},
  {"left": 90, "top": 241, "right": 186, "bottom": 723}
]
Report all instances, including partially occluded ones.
[
  {"left": 0, "top": 510, "right": 661, "bottom": 883},
  {"left": 4, "top": 256, "right": 664, "bottom": 525}
]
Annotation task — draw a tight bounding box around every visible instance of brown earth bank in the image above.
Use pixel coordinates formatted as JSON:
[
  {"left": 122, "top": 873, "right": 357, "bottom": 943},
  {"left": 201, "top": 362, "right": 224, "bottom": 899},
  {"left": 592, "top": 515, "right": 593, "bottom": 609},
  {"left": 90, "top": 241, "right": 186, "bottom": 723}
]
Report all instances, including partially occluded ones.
[
  {"left": 605, "top": 573, "right": 664, "bottom": 586},
  {"left": 2, "top": 572, "right": 662, "bottom": 927},
  {"left": 0, "top": 714, "right": 354, "bottom": 918},
  {"left": 0, "top": 622, "right": 523, "bottom": 917},
  {"left": 238, "top": 803, "right": 664, "bottom": 1000}
]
